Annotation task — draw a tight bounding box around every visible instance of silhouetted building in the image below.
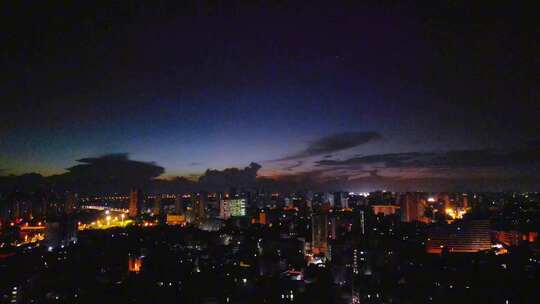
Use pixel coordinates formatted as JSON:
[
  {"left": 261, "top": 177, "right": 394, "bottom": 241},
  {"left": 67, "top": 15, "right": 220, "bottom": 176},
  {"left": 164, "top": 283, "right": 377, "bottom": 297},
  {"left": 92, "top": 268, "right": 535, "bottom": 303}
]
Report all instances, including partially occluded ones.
[
  {"left": 64, "top": 192, "right": 77, "bottom": 215},
  {"left": 152, "top": 196, "right": 162, "bottom": 215},
  {"left": 333, "top": 192, "right": 348, "bottom": 209},
  {"left": 174, "top": 195, "right": 184, "bottom": 215},
  {"left": 45, "top": 217, "right": 77, "bottom": 249},
  {"left": 400, "top": 193, "right": 423, "bottom": 222}
]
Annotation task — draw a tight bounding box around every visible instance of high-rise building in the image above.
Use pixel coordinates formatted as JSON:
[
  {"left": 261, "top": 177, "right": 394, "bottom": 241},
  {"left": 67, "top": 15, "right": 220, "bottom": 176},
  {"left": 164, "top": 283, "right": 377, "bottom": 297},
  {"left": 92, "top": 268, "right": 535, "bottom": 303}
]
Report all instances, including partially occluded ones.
[
  {"left": 128, "top": 254, "right": 143, "bottom": 273},
  {"left": 426, "top": 220, "right": 492, "bottom": 253},
  {"left": 64, "top": 192, "right": 77, "bottom": 214},
  {"left": 45, "top": 217, "right": 78, "bottom": 249},
  {"left": 175, "top": 195, "right": 184, "bottom": 215},
  {"left": 166, "top": 214, "right": 186, "bottom": 226},
  {"left": 311, "top": 214, "right": 329, "bottom": 256},
  {"left": 359, "top": 210, "right": 365, "bottom": 235},
  {"left": 372, "top": 204, "right": 400, "bottom": 216},
  {"left": 325, "top": 193, "right": 334, "bottom": 207},
  {"left": 219, "top": 197, "right": 246, "bottom": 219},
  {"left": 129, "top": 189, "right": 143, "bottom": 218},
  {"left": 462, "top": 194, "right": 469, "bottom": 209},
  {"left": 193, "top": 192, "right": 207, "bottom": 225},
  {"left": 328, "top": 217, "right": 337, "bottom": 240},
  {"left": 220, "top": 199, "right": 231, "bottom": 220},
  {"left": 400, "top": 193, "right": 422, "bottom": 222},
  {"left": 333, "top": 192, "right": 348, "bottom": 209},
  {"left": 230, "top": 198, "right": 246, "bottom": 217},
  {"left": 152, "top": 196, "right": 162, "bottom": 215},
  {"left": 259, "top": 211, "right": 267, "bottom": 225}
]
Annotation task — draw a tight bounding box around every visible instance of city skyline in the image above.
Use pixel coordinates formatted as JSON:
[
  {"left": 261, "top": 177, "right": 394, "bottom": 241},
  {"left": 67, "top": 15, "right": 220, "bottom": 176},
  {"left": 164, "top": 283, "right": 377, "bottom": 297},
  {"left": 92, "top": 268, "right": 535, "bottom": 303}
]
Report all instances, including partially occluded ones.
[{"left": 1, "top": 3, "right": 539, "bottom": 303}]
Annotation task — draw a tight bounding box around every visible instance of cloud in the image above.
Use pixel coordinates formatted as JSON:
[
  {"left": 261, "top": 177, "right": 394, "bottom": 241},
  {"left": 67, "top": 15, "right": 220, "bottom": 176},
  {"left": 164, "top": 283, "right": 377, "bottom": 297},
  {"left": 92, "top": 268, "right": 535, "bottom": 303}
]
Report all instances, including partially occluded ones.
[
  {"left": 198, "top": 162, "right": 262, "bottom": 191},
  {"left": 315, "top": 145, "right": 540, "bottom": 170},
  {"left": 283, "top": 161, "right": 303, "bottom": 171},
  {"left": 316, "top": 152, "right": 428, "bottom": 167},
  {"left": 51, "top": 153, "right": 165, "bottom": 193},
  {"left": 277, "top": 131, "right": 381, "bottom": 160},
  {"left": 190, "top": 162, "right": 202, "bottom": 166},
  {"left": 2, "top": 142, "right": 540, "bottom": 194}
]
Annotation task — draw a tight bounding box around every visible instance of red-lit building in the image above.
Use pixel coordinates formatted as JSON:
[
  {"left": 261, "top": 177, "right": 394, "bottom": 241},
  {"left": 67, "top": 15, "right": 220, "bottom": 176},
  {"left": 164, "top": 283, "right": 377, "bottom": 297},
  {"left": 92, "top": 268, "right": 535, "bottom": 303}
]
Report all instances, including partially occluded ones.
[
  {"left": 426, "top": 220, "right": 492, "bottom": 253},
  {"left": 372, "top": 205, "right": 400, "bottom": 216},
  {"left": 129, "top": 189, "right": 143, "bottom": 218}
]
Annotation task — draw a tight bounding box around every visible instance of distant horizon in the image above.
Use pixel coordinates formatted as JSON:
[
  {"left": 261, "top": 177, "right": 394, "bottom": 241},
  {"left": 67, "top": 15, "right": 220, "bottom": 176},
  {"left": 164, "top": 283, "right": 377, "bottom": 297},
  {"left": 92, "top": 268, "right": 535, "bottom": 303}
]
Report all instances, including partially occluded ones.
[{"left": 2, "top": 152, "right": 539, "bottom": 194}]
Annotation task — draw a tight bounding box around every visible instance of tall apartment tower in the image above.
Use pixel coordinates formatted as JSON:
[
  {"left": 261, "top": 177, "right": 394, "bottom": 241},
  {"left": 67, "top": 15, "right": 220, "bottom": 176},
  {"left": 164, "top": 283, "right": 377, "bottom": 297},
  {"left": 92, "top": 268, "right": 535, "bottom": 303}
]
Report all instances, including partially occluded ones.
[
  {"left": 400, "top": 192, "right": 419, "bottom": 223},
  {"left": 129, "top": 189, "right": 143, "bottom": 218},
  {"left": 152, "top": 195, "right": 162, "bottom": 215},
  {"left": 193, "top": 192, "right": 207, "bottom": 225},
  {"left": 312, "top": 213, "right": 329, "bottom": 255},
  {"left": 175, "top": 195, "right": 184, "bottom": 215}
]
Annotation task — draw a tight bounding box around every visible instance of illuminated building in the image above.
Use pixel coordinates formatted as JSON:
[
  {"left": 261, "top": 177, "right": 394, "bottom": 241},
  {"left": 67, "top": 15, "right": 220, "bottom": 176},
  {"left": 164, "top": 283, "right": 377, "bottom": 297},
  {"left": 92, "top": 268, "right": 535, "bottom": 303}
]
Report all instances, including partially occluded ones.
[
  {"left": 259, "top": 211, "right": 267, "bottom": 225},
  {"left": 329, "top": 217, "right": 337, "bottom": 240},
  {"left": 128, "top": 254, "right": 143, "bottom": 273},
  {"left": 311, "top": 213, "right": 329, "bottom": 256},
  {"left": 359, "top": 210, "right": 365, "bottom": 235},
  {"left": 495, "top": 230, "right": 522, "bottom": 247},
  {"left": 352, "top": 248, "right": 359, "bottom": 275},
  {"left": 524, "top": 231, "right": 538, "bottom": 242},
  {"left": 129, "top": 189, "right": 143, "bottom": 218},
  {"left": 219, "top": 199, "right": 230, "bottom": 219},
  {"left": 220, "top": 198, "right": 246, "bottom": 219},
  {"left": 372, "top": 204, "right": 400, "bottom": 216},
  {"left": 426, "top": 220, "right": 492, "bottom": 253},
  {"left": 444, "top": 206, "right": 467, "bottom": 220},
  {"left": 442, "top": 193, "right": 451, "bottom": 210},
  {"left": 230, "top": 198, "right": 246, "bottom": 217},
  {"left": 166, "top": 214, "right": 186, "bottom": 225},
  {"left": 193, "top": 192, "right": 207, "bottom": 224}
]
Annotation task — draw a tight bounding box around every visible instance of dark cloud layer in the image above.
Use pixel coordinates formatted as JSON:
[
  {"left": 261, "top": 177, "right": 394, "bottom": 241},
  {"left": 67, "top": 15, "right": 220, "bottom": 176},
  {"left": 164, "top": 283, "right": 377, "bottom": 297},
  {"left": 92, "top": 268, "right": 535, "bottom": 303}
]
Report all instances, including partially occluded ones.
[
  {"left": 198, "top": 163, "right": 262, "bottom": 191},
  {"left": 284, "top": 161, "right": 304, "bottom": 171},
  {"left": 2, "top": 144, "right": 540, "bottom": 194},
  {"left": 316, "top": 145, "right": 540, "bottom": 170},
  {"left": 278, "top": 131, "right": 380, "bottom": 160},
  {"left": 47, "top": 154, "right": 165, "bottom": 193},
  {"left": 0, "top": 155, "right": 267, "bottom": 195}
]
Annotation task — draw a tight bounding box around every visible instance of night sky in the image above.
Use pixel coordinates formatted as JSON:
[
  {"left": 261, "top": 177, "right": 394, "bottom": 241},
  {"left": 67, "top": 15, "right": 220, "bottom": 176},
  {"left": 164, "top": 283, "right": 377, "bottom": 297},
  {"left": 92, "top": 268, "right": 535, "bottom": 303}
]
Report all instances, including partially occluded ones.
[{"left": 1, "top": 2, "right": 539, "bottom": 191}]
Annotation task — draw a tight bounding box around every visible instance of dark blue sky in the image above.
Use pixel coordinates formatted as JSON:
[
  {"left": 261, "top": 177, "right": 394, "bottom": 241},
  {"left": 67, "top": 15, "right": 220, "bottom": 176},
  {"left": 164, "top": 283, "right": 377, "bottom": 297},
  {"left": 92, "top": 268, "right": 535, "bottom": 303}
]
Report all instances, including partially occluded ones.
[{"left": 1, "top": 2, "right": 539, "bottom": 190}]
